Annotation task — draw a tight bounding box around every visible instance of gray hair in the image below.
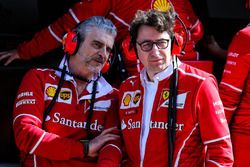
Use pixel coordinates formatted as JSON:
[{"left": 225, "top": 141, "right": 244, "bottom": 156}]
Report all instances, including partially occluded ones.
[{"left": 75, "top": 16, "right": 117, "bottom": 44}]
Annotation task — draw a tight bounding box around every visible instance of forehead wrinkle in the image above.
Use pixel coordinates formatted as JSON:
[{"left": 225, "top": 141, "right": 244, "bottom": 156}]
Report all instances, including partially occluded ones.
[{"left": 89, "top": 30, "right": 114, "bottom": 48}]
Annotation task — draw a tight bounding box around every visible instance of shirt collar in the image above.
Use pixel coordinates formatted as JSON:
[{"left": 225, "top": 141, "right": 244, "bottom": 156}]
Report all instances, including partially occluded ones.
[
  {"left": 55, "top": 55, "right": 113, "bottom": 99},
  {"left": 140, "top": 57, "right": 181, "bottom": 84}
]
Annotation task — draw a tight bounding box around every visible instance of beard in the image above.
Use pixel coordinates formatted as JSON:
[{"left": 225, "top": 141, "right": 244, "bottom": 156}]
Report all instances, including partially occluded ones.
[{"left": 85, "top": 55, "right": 105, "bottom": 73}]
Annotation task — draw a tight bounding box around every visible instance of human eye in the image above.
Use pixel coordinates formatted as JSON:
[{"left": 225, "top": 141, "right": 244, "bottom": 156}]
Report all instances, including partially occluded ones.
[
  {"left": 106, "top": 47, "right": 112, "bottom": 55},
  {"left": 141, "top": 41, "right": 153, "bottom": 50},
  {"left": 92, "top": 41, "right": 103, "bottom": 49},
  {"left": 157, "top": 39, "right": 169, "bottom": 48}
]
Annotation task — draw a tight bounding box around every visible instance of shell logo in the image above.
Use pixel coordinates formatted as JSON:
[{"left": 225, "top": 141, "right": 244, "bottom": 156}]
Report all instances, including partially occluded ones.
[
  {"left": 152, "top": 0, "right": 171, "bottom": 12},
  {"left": 46, "top": 86, "right": 56, "bottom": 97},
  {"left": 162, "top": 90, "right": 169, "bottom": 100},
  {"left": 123, "top": 94, "right": 132, "bottom": 106}
]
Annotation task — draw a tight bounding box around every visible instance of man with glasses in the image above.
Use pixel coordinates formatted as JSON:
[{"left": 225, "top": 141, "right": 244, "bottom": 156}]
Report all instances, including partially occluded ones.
[{"left": 118, "top": 9, "right": 233, "bottom": 167}]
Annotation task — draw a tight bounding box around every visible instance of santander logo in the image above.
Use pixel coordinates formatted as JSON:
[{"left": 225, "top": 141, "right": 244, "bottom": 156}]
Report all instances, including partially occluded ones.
[{"left": 45, "top": 112, "right": 103, "bottom": 131}]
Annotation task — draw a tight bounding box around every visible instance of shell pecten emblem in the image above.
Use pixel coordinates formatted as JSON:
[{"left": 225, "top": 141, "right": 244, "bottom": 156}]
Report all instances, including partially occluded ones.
[
  {"left": 123, "top": 94, "right": 132, "bottom": 106},
  {"left": 46, "top": 86, "right": 56, "bottom": 97},
  {"left": 152, "top": 0, "right": 171, "bottom": 12}
]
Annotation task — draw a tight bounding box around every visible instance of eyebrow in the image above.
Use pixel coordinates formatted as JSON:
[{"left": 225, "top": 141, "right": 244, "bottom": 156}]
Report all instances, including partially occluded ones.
[{"left": 92, "top": 40, "right": 112, "bottom": 50}]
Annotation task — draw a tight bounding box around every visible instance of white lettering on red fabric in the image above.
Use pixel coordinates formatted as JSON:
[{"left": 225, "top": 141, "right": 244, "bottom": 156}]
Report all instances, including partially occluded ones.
[
  {"left": 228, "top": 52, "right": 239, "bottom": 58},
  {"left": 16, "top": 99, "right": 36, "bottom": 108},
  {"left": 52, "top": 112, "right": 103, "bottom": 131},
  {"left": 226, "top": 60, "right": 236, "bottom": 66},
  {"left": 121, "top": 119, "right": 184, "bottom": 131},
  {"left": 223, "top": 70, "right": 231, "bottom": 74},
  {"left": 17, "top": 92, "right": 33, "bottom": 99},
  {"left": 213, "top": 101, "right": 223, "bottom": 107}
]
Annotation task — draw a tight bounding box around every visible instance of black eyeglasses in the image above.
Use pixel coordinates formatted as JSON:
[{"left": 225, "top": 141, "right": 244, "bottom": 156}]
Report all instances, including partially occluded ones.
[{"left": 136, "top": 39, "right": 170, "bottom": 52}]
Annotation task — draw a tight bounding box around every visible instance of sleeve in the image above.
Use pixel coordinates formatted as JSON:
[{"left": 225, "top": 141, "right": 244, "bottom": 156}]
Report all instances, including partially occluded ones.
[
  {"left": 13, "top": 69, "right": 84, "bottom": 160},
  {"left": 219, "top": 29, "right": 250, "bottom": 123},
  {"left": 17, "top": 0, "right": 111, "bottom": 59},
  {"left": 196, "top": 76, "right": 234, "bottom": 167},
  {"left": 190, "top": 19, "right": 204, "bottom": 44},
  {"left": 97, "top": 89, "right": 122, "bottom": 167}
]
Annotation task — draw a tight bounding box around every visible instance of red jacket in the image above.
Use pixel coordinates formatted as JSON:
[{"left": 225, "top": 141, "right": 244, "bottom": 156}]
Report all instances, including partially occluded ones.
[
  {"left": 219, "top": 24, "right": 250, "bottom": 167},
  {"left": 119, "top": 60, "right": 233, "bottom": 167},
  {"left": 13, "top": 57, "right": 122, "bottom": 167},
  {"left": 18, "top": 0, "right": 203, "bottom": 62}
]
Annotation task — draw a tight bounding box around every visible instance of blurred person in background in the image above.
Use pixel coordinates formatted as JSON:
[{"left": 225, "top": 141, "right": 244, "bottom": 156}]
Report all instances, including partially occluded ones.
[{"left": 219, "top": 23, "right": 250, "bottom": 167}]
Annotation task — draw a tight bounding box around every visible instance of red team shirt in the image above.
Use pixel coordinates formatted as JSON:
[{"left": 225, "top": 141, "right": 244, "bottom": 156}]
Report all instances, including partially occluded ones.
[
  {"left": 13, "top": 57, "right": 122, "bottom": 166},
  {"left": 219, "top": 24, "right": 250, "bottom": 167},
  {"left": 17, "top": 0, "right": 203, "bottom": 62},
  {"left": 119, "top": 60, "right": 233, "bottom": 167}
]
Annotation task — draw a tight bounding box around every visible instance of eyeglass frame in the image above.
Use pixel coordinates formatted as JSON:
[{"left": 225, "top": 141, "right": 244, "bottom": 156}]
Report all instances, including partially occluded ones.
[{"left": 136, "top": 38, "right": 170, "bottom": 52}]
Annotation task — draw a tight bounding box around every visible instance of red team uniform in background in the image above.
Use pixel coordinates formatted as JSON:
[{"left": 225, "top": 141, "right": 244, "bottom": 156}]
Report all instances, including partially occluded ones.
[
  {"left": 219, "top": 24, "right": 250, "bottom": 167},
  {"left": 17, "top": 0, "right": 204, "bottom": 75},
  {"left": 13, "top": 57, "right": 122, "bottom": 166},
  {"left": 119, "top": 60, "right": 233, "bottom": 167}
]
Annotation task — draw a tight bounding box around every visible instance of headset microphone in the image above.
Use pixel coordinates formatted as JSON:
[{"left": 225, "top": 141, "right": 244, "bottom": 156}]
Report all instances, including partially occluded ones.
[
  {"left": 172, "top": 32, "right": 184, "bottom": 56},
  {"left": 101, "top": 60, "right": 110, "bottom": 73},
  {"left": 174, "top": 13, "right": 188, "bottom": 56}
]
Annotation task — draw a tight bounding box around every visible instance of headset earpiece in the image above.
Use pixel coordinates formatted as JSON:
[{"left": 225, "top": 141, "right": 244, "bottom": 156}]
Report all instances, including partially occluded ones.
[
  {"left": 62, "top": 31, "right": 79, "bottom": 55},
  {"left": 100, "top": 51, "right": 114, "bottom": 74},
  {"left": 171, "top": 33, "right": 184, "bottom": 56},
  {"left": 101, "top": 61, "right": 110, "bottom": 73}
]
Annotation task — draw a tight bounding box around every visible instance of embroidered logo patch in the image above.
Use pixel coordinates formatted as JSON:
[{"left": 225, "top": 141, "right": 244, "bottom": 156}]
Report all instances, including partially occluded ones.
[
  {"left": 45, "top": 83, "right": 72, "bottom": 104},
  {"left": 120, "top": 90, "right": 141, "bottom": 109},
  {"left": 152, "top": 0, "right": 171, "bottom": 12},
  {"left": 133, "top": 92, "right": 141, "bottom": 105},
  {"left": 160, "top": 92, "right": 189, "bottom": 109},
  {"left": 162, "top": 90, "right": 169, "bottom": 100},
  {"left": 60, "top": 90, "right": 71, "bottom": 100},
  {"left": 123, "top": 94, "right": 132, "bottom": 107},
  {"left": 46, "top": 86, "right": 56, "bottom": 98}
]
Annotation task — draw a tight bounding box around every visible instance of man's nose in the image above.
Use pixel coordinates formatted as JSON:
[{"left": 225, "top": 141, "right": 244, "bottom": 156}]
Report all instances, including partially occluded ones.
[
  {"left": 99, "top": 47, "right": 109, "bottom": 57},
  {"left": 151, "top": 43, "right": 160, "bottom": 51}
]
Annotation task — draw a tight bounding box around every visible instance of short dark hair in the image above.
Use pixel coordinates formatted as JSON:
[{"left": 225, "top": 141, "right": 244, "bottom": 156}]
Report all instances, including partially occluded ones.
[{"left": 130, "top": 9, "right": 176, "bottom": 51}]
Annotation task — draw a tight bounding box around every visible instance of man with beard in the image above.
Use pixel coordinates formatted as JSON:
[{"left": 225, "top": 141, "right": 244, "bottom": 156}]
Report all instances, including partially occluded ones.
[{"left": 12, "top": 16, "right": 122, "bottom": 166}]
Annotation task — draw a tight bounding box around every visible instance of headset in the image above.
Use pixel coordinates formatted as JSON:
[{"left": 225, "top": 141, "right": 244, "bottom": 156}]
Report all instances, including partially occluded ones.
[
  {"left": 172, "top": 13, "right": 188, "bottom": 56},
  {"left": 166, "top": 3, "right": 189, "bottom": 167},
  {"left": 62, "top": 30, "right": 80, "bottom": 55},
  {"left": 120, "top": 12, "right": 187, "bottom": 78},
  {"left": 42, "top": 29, "right": 106, "bottom": 136},
  {"left": 62, "top": 30, "right": 112, "bottom": 73},
  {"left": 171, "top": 32, "right": 184, "bottom": 56}
]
